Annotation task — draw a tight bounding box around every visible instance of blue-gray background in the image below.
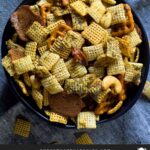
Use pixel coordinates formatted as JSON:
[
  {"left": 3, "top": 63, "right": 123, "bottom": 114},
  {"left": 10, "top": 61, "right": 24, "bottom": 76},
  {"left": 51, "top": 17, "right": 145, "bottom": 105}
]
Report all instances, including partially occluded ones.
[{"left": 0, "top": 0, "right": 150, "bottom": 144}]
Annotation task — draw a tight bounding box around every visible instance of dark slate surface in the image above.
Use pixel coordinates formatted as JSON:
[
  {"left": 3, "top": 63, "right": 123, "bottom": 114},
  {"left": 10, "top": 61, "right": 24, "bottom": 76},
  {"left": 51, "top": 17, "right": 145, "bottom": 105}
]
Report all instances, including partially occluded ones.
[{"left": 0, "top": 0, "right": 150, "bottom": 144}]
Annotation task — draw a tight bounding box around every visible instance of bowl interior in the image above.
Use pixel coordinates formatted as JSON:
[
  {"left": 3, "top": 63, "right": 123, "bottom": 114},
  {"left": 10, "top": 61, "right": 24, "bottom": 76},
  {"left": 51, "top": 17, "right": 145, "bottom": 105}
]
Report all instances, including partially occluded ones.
[{"left": 1, "top": 0, "right": 149, "bottom": 128}]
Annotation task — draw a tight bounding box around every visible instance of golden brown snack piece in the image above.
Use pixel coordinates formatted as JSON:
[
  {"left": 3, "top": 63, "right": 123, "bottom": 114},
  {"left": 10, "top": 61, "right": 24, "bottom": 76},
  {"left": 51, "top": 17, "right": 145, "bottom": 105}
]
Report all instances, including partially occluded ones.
[
  {"left": 47, "top": 23, "right": 72, "bottom": 48},
  {"left": 111, "top": 4, "right": 134, "bottom": 37},
  {"left": 14, "top": 117, "right": 31, "bottom": 138},
  {"left": 75, "top": 132, "right": 93, "bottom": 144},
  {"left": 49, "top": 92, "right": 85, "bottom": 117},
  {"left": 41, "top": 3, "right": 52, "bottom": 26},
  {"left": 11, "top": 5, "right": 44, "bottom": 41}
]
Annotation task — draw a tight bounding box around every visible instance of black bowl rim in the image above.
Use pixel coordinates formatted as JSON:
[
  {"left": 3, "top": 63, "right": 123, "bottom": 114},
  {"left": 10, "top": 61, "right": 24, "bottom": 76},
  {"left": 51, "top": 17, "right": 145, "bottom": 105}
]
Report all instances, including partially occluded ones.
[{"left": 1, "top": 0, "right": 150, "bottom": 129}]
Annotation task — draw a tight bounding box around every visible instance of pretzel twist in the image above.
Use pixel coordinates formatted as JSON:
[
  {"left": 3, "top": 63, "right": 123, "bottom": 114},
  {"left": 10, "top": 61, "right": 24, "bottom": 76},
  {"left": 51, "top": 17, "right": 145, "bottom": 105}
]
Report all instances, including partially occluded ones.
[
  {"left": 112, "top": 4, "right": 134, "bottom": 37},
  {"left": 41, "top": 3, "right": 51, "bottom": 26},
  {"left": 47, "top": 24, "right": 72, "bottom": 48}
]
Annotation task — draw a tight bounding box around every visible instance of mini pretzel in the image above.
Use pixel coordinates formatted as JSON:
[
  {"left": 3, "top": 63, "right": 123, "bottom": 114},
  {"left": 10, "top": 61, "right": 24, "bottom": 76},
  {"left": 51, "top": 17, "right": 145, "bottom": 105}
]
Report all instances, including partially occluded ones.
[
  {"left": 112, "top": 4, "right": 134, "bottom": 37},
  {"left": 47, "top": 24, "right": 72, "bottom": 48},
  {"left": 41, "top": 3, "right": 52, "bottom": 26}
]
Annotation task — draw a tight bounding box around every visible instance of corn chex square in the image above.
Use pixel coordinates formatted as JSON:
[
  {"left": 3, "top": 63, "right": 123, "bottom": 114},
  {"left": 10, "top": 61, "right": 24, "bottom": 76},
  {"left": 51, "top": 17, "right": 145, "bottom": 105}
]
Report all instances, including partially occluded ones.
[
  {"left": 70, "top": 1, "right": 88, "bottom": 16},
  {"left": 82, "top": 22, "right": 108, "bottom": 45},
  {"left": 107, "top": 4, "right": 126, "bottom": 25},
  {"left": 75, "top": 133, "right": 93, "bottom": 144},
  {"left": 88, "top": 0, "right": 106, "bottom": 23},
  {"left": 77, "top": 112, "right": 96, "bottom": 129},
  {"left": 13, "top": 55, "right": 34, "bottom": 75},
  {"left": 14, "top": 117, "right": 31, "bottom": 138}
]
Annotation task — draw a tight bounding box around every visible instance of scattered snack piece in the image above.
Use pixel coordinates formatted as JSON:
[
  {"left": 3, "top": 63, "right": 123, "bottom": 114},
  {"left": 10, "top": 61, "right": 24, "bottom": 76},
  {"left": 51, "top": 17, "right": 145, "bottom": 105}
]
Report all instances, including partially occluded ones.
[
  {"left": 26, "top": 21, "right": 49, "bottom": 44},
  {"left": 13, "top": 55, "right": 34, "bottom": 75},
  {"left": 88, "top": 0, "right": 106, "bottom": 23},
  {"left": 34, "top": 66, "right": 50, "bottom": 78},
  {"left": 107, "top": 4, "right": 126, "bottom": 25},
  {"left": 65, "top": 59, "right": 87, "bottom": 78},
  {"left": 46, "top": 20, "right": 66, "bottom": 34},
  {"left": 122, "top": 28, "right": 142, "bottom": 47},
  {"left": 143, "top": 81, "right": 150, "bottom": 100},
  {"left": 31, "top": 89, "right": 43, "bottom": 109},
  {"left": 47, "top": 23, "right": 72, "bottom": 48},
  {"left": 51, "top": 59, "right": 70, "bottom": 82},
  {"left": 41, "top": 75, "right": 64, "bottom": 94},
  {"left": 75, "top": 132, "right": 93, "bottom": 144},
  {"left": 125, "top": 62, "right": 143, "bottom": 85},
  {"left": 70, "top": 1, "right": 88, "bottom": 17},
  {"left": 25, "top": 42, "right": 37, "bottom": 60},
  {"left": 45, "top": 111, "right": 68, "bottom": 124},
  {"left": 107, "top": 55, "right": 125, "bottom": 76},
  {"left": 2, "top": 55, "right": 15, "bottom": 76},
  {"left": 65, "top": 78, "right": 88, "bottom": 95},
  {"left": 83, "top": 44, "right": 104, "bottom": 61},
  {"left": 71, "top": 12, "right": 88, "bottom": 31},
  {"left": 88, "top": 66, "right": 105, "bottom": 78},
  {"left": 82, "top": 22, "right": 108, "bottom": 45},
  {"left": 46, "top": 13, "right": 60, "bottom": 25},
  {"left": 111, "top": 4, "right": 134, "bottom": 37},
  {"left": 50, "top": 36, "right": 71, "bottom": 59},
  {"left": 49, "top": 92, "right": 85, "bottom": 117},
  {"left": 14, "top": 116, "right": 31, "bottom": 138},
  {"left": 39, "top": 52, "right": 60, "bottom": 71},
  {"left": 77, "top": 112, "right": 96, "bottom": 129},
  {"left": 64, "top": 31, "right": 85, "bottom": 49}
]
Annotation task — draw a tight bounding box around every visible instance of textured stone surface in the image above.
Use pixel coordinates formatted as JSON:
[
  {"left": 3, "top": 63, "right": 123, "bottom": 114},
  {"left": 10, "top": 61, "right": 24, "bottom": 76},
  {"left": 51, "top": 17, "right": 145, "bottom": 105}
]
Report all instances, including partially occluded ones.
[{"left": 0, "top": 0, "right": 150, "bottom": 144}]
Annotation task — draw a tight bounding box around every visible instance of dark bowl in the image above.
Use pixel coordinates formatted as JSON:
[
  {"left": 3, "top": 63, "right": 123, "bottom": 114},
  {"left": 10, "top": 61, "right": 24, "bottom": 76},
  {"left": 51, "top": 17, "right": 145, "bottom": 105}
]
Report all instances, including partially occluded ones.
[{"left": 1, "top": 0, "right": 149, "bottom": 128}]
